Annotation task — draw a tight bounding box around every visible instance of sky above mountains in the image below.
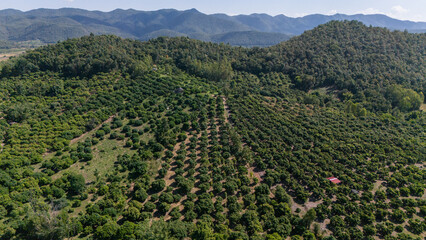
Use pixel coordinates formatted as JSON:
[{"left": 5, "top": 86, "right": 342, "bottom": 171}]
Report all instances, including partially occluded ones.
[{"left": 0, "top": 0, "right": 425, "bottom": 22}]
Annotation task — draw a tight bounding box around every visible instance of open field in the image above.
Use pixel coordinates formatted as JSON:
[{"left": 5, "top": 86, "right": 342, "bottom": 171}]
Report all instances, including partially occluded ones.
[{"left": 0, "top": 49, "right": 26, "bottom": 62}]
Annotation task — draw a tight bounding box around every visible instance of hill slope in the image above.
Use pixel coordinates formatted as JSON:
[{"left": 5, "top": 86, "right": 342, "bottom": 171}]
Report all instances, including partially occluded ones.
[{"left": 0, "top": 21, "right": 424, "bottom": 240}]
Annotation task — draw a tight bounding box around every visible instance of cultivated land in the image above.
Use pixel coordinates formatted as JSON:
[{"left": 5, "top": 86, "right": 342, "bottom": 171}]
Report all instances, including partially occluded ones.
[
  {"left": 0, "top": 21, "right": 424, "bottom": 240},
  {"left": 0, "top": 50, "right": 26, "bottom": 62}
]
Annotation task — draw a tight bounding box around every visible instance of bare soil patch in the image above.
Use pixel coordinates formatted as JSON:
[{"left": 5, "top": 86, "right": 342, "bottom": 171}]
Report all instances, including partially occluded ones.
[{"left": 0, "top": 51, "right": 25, "bottom": 62}]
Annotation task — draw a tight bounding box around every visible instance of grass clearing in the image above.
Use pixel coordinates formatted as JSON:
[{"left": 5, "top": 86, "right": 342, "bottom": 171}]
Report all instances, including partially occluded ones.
[
  {"left": 0, "top": 49, "right": 26, "bottom": 62},
  {"left": 52, "top": 134, "right": 135, "bottom": 183}
]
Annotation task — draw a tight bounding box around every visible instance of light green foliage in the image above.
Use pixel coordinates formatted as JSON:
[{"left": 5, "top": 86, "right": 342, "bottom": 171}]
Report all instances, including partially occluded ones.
[{"left": 386, "top": 85, "right": 424, "bottom": 111}]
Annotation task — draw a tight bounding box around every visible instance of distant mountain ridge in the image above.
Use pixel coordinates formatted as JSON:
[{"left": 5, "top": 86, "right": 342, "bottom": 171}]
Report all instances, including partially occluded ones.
[
  {"left": 215, "top": 13, "right": 426, "bottom": 35},
  {"left": 0, "top": 8, "right": 425, "bottom": 47}
]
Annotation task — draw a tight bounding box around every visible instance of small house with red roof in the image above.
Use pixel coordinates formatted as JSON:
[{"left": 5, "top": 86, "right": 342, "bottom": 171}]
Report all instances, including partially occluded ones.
[{"left": 327, "top": 177, "right": 341, "bottom": 184}]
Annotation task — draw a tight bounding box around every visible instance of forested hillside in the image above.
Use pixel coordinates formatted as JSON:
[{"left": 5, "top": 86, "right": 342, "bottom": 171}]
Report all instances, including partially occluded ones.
[
  {"left": 1, "top": 8, "right": 426, "bottom": 47},
  {"left": 0, "top": 21, "right": 424, "bottom": 240}
]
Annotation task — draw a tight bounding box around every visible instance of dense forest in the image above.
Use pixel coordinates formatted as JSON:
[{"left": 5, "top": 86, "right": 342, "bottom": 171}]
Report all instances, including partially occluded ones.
[{"left": 0, "top": 21, "right": 424, "bottom": 240}]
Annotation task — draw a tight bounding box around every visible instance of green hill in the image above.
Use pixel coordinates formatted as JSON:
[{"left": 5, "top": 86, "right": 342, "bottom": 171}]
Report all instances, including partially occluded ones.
[{"left": 0, "top": 21, "right": 424, "bottom": 240}]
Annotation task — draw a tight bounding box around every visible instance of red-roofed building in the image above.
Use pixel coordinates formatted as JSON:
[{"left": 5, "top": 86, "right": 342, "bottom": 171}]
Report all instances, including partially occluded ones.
[{"left": 327, "top": 177, "right": 341, "bottom": 184}]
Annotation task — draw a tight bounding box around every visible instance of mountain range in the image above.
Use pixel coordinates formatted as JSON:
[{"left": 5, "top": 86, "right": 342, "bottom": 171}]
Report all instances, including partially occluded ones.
[{"left": 1, "top": 8, "right": 426, "bottom": 47}]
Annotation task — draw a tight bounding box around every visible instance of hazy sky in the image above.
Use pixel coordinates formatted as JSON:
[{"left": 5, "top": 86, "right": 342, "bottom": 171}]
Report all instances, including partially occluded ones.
[{"left": 1, "top": 0, "right": 425, "bottom": 22}]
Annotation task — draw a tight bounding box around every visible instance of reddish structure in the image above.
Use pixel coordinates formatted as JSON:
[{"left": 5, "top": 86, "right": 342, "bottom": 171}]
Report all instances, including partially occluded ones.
[{"left": 327, "top": 177, "right": 341, "bottom": 184}]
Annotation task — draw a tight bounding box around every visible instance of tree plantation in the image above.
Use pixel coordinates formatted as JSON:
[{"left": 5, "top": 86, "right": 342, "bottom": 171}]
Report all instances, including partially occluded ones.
[{"left": 0, "top": 21, "right": 424, "bottom": 240}]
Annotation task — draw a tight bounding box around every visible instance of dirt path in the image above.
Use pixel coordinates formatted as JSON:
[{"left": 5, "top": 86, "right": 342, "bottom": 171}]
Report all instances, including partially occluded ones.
[
  {"left": 70, "top": 115, "right": 115, "bottom": 145},
  {"left": 372, "top": 180, "right": 385, "bottom": 195},
  {"left": 291, "top": 199, "right": 324, "bottom": 216},
  {"left": 153, "top": 129, "right": 194, "bottom": 220},
  {"left": 222, "top": 96, "right": 231, "bottom": 124}
]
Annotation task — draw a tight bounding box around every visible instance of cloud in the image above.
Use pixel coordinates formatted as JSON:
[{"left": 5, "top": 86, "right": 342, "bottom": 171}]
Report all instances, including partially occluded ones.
[
  {"left": 292, "top": 13, "right": 309, "bottom": 18},
  {"left": 410, "top": 14, "right": 425, "bottom": 22},
  {"left": 357, "top": 6, "right": 412, "bottom": 21},
  {"left": 388, "top": 5, "right": 412, "bottom": 20},
  {"left": 65, "top": 0, "right": 74, "bottom": 2},
  {"left": 357, "top": 8, "right": 384, "bottom": 15},
  {"left": 327, "top": 10, "right": 337, "bottom": 15},
  {"left": 391, "top": 5, "right": 408, "bottom": 14}
]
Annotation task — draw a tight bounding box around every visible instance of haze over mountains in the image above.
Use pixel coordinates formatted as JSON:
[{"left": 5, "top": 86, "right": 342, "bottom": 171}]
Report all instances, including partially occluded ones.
[{"left": 1, "top": 8, "right": 426, "bottom": 47}]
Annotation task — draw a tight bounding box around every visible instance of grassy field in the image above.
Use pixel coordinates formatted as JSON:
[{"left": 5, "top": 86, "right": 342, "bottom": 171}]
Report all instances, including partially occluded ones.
[
  {"left": 53, "top": 136, "right": 135, "bottom": 183},
  {"left": 0, "top": 40, "right": 45, "bottom": 62},
  {"left": 0, "top": 49, "right": 26, "bottom": 62},
  {"left": 42, "top": 119, "right": 157, "bottom": 224}
]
